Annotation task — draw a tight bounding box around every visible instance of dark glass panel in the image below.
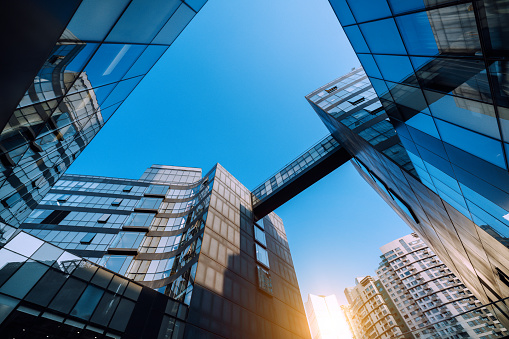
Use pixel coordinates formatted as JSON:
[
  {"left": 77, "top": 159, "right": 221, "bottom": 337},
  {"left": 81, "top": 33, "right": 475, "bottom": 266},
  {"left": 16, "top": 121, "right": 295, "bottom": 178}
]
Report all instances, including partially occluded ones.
[
  {"left": 387, "top": 82, "right": 428, "bottom": 113},
  {"left": 71, "top": 284, "right": 104, "bottom": 320},
  {"left": 489, "top": 61, "right": 509, "bottom": 108},
  {"left": 329, "top": 0, "right": 356, "bottom": 26},
  {"left": 108, "top": 298, "right": 135, "bottom": 332},
  {"left": 123, "top": 282, "right": 142, "bottom": 300},
  {"left": 49, "top": 278, "right": 87, "bottom": 313},
  {"left": 0, "top": 261, "right": 48, "bottom": 299},
  {"left": 346, "top": 0, "right": 392, "bottom": 23},
  {"left": 91, "top": 268, "right": 114, "bottom": 288},
  {"left": 90, "top": 291, "right": 120, "bottom": 326},
  {"left": 360, "top": 18, "right": 407, "bottom": 55},
  {"left": 25, "top": 268, "right": 67, "bottom": 306},
  {"left": 0, "top": 249, "right": 26, "bottom": 287},
  {"left": 482, "top": 0, "right": 509, "bottom": 53},
  {"left": 344, "top": 25, "right": 370, "bottom": 54},
  {"left": 413, "top": 57, "right": 491, "bottom": 103}
]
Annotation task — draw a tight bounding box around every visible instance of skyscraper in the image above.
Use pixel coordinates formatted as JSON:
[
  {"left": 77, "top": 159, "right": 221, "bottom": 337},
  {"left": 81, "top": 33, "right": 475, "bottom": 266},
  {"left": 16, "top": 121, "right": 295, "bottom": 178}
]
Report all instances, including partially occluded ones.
[
  {"left": 1, "top": 163, "right": 311, "bottom": 338},
  {"left": 378, "top": 233, "right": 507, "bottom": 338},
  {"left": 304, "top": 294, "right": 351, "bottom": 339},
  {"left": 316, "top": 0, "right": 509, "bottom": 312},
  {"left": 0, "top": 0, "right": 207, "bottom": 232}
]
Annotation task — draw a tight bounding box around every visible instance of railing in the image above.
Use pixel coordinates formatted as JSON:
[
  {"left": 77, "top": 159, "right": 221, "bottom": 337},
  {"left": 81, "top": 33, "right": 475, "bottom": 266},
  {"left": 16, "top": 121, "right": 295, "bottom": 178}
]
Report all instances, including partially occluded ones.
[
  {"left": 251, "top": 135, "right": 341, "bottom": 205},
  {"left": 393, "top": 297, "right": 509, "bottom": 338}
]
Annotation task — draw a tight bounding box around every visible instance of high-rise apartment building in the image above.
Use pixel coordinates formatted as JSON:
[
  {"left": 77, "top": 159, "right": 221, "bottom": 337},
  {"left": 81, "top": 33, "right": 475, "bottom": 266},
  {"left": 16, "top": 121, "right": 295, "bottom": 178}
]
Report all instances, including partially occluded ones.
[
  {"left": 304, "top": 294, "right": 351, "bottom": 339},
  {"left": 344, "top": 276, "right": 406, "bottom": 339},
  {"left": 378, "top": 233, "right": 507, "bottom": 338},
  {"left": 315, "top": 0, "right": 509, "bottom": 316},
  {"left": 0, "top": 163, "right": 310, "bottom": 338},
  {"left": 0, "top": 0, "right": 207, "bottom": 233}
]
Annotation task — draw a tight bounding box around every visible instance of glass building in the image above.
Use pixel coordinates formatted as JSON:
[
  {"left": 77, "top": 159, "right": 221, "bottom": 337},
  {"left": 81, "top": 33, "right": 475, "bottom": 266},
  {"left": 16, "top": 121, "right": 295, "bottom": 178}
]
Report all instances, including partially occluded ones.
[
  {"left": 0, "top": 0, "right": 207, "bottom": 233},
  {"left": 0, "top": 164, "right": 310, "bottom": 338},
  {"left": 303, "top": 0, "right": 509, "bottom": 327}
]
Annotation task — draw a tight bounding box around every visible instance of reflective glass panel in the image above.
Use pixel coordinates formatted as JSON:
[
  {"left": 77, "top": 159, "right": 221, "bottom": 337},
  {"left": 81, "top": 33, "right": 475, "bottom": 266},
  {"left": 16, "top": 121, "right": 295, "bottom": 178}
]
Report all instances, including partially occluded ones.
[
  {"left": 425, "top": 91, "right": 500, "bottom": 139},
  {"left": 66, "top": 0, "right": 130, "bottom": 41},
  {"left": 136, "top": 197, "right": 163, "bottom": 210},
  {"left": 360, "top": 18, "right": 407, "bottom": 55},
  {"left": 254, "top": 227, "right": 267, "bottom": 247},
  {"left": 346, "top": 0, "right": 391, "bottom": 23},
  {"left": 255, "top": 243, "right": 270, "bottom": 268},
  {"left": 152, "top": 4, "right": 195, "bottom": 45},
  {"left": 373, "top": 54, "right": 416, "bottom": 84},
  {"left": 5, "top": 232, "right": 43, "bottom": 257},
  {"left": 106, "top": 0, "right": 180, "bottom": 44},
  {"left": 344, "top": 26, "right": 369, "bottom": 54},
  {"left": 71, "top": 285, "right": 104, "bottom": 320},
  {"left": 435, "top": 119, "right": 506, "bottom": 168},
  {"left": 329, "top": 0, "right": 356, "bottom": 26}
]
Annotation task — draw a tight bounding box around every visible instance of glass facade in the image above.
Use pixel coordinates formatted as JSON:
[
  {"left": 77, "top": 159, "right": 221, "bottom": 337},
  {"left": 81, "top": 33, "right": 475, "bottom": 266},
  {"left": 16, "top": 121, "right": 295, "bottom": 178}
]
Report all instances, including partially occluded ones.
[
  {"left": 3, "top": 163, "right": 310, "bottom": 338},
  {"left": 306, "top": 0, "right": 509, "bottom": 326},
  {"left": 0, "top": 0, "right": 206, "bottom": 230},
  {"left": 0, "top": 231, "right": 188, "bottom": 339}
]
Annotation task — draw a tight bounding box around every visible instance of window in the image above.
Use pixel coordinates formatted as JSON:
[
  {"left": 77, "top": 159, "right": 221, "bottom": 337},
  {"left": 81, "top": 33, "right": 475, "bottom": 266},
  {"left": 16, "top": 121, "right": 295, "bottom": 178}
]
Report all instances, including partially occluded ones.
[
  {"left": 80, "top": 233, "right": 96, "bottom": 244},
  {"left": 254, "top": 226, "right": 266, "bottom": 247},
  {"left": 98, "top": 214, "right": 111, "bottom": 223},
  {"left": 145, "top": 185, "right": 169, "bottom": 196},
  {"left": 257, "top": 266, "right": 273, "bottom": 295},
  {"left": 125, "top": 213, "right": 155, "bottom": 227},
  {"left": 136, "top": 197, "right": 163, "bottom": 210},
  {"left": 111, "top": 198, "right": 123, "bottom": 206},
  {"left": 123, "top": 185, "right": 133, "bottom": 192},
  {"left": 255, "top": 244, "right": 270, "bottom": 268},
  {"left": 57, "top": 195, "right": 70, "bottom": 203}
]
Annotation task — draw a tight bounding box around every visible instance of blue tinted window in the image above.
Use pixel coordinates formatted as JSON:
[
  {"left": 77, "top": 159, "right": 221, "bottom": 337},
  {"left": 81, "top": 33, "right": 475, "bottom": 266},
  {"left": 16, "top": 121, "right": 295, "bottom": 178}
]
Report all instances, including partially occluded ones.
[
  {"left": 330, "top": 0, "right": 356, "bottom": 26},
  {"left": 387, "top": 0, "right": 424, "bottom": 14},
  {"left": 84, "top": 44, "right": 145, "bottom": 88},
  {"left": 358, "top": 54, "right": 381, "bottom": 78},
  {"left": 66, "top": 0, "right": 130, "bottom": 41},
  {"left": 369, "top": 77, "right": 391, "bottom": 99},
  {"left": 186, "top": 0, "right": 207, "bottom": 11},
  {"left": 398, "top": 6, "right": 480, "bottom": 56},
  {"left": 435, "top": 119, "right": 506, "bottom": 168},
  {"left": 101, "top": 76, "right": 143, "bottom": 110},
  {"left": 71, "top": 285, "right": 104, "bottom": 320},
  {"left": 406, "top": 113, "right": 439, "bottom": 138},
  {"left": 125, "top": 45, "right": 168, "bottom": 79},
  {"left": 106, "top": 0, "right": 181, "bottom": 44},
  {"left": 396, "top": 12, "right": 439, "bottom": 56},
  {"left": 373, "top": 55, "right": 414, "bottom": 83},
  {"left": 344, "top": 26, "right": 369, "bottom": 54},
  {"left": 153, "top": 4, "right": 195, "bottom": 45},
  {"left": 425, "top": 91, "right": 500, "bottom": 140},
  {"left": 346, "top": 0, "right": 392, "bottom": 23},
  {"left": 360, "top": 19, "right": 407, "bottom": 55}
]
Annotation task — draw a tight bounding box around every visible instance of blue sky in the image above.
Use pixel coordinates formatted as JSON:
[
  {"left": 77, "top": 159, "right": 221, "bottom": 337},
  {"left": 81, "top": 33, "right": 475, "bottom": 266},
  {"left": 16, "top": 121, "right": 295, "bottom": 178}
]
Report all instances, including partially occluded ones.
[{"left": 69, "top": 0, "right": 412, "bottom": 305}]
